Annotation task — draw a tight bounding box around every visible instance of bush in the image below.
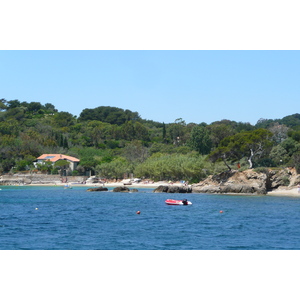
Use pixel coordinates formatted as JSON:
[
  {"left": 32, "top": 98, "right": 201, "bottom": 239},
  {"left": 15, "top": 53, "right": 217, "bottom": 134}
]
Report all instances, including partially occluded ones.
[
  {"left": 254, "top": 167, "right": 269, "bottom": 174},
  {"left": 72, "top": 170, "right": 79, "bottom": 176},
  {"left": 291, "top": 154, "right": 300, "bottom": 174},
  {"left": 51, "top": 169, "right": 59, "bottom": 175},
  {"left": 134, "top": 153, "right": 210, "bottom": 182},
  {"left": 282, "top": 176, "right": 290, "bottom": 186},
  {"left": 256, "top": 158, "right": 274, "bottom": 167}
]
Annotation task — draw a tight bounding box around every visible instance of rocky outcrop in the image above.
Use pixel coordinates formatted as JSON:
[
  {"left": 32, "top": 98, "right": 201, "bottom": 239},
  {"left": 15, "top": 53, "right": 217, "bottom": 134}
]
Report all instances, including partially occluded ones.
[
  {"left": 113, "top": 186, "right": 138, "bottom": 192},
  {"left": 192, "top": 170, "right": 268, "bottom": 194},
  {"left": 268, "top": 168, "right": 300, "bottom": 189},
  {"left": 87, "top": 187, "right": 108, "bottom": 192},
  {"left": 192, "top": 168, "right": 300, "bottom": 195},
  {"left": 153, "top": 185, "right": 192, "bottom": 193}
]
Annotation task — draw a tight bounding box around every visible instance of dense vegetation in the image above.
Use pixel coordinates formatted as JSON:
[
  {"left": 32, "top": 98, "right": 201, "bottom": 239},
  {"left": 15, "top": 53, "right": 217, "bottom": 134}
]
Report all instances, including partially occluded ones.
[{"left": 1, "top": 98, "right": 300, "bottom": 182}]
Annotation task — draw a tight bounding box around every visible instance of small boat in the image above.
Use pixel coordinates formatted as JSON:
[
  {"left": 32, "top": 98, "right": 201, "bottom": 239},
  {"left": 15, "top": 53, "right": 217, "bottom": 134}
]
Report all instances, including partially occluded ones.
[{"left": 165, "top": 199, "right": 192, "bottom": 205}]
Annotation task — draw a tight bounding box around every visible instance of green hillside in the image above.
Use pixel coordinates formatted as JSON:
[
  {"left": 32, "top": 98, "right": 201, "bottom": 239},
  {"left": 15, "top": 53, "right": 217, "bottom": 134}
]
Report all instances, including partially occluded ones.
[{"left": 1, "top": 98, "right": 300, "bottom": 182}]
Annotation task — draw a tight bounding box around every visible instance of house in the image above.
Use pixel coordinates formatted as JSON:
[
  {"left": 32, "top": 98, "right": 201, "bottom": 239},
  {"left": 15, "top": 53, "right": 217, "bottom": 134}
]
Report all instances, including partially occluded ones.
[{"left": 36, "top": 154, "right": 80, "bottom": 174}]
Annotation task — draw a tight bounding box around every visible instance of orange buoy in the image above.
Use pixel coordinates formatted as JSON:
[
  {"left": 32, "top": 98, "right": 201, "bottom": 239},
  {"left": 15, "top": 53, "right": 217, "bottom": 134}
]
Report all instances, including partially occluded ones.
[
  {"left": 136, "top": 211, "right": 141, "bottom": 214},
  {"left": 220, "top": 210, "right": 223, "bottom": 213}
]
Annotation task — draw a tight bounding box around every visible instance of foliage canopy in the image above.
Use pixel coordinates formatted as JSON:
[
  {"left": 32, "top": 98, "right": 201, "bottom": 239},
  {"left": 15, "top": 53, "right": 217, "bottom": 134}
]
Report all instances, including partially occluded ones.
[{"left": 1, "top": 98, "right": 300, "bottom": 179}]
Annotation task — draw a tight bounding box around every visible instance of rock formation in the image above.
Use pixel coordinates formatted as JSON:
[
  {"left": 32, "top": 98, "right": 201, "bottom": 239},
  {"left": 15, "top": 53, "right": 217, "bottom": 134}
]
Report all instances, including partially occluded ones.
[
  {"left": 87, "top": 187, "right": 108, "bottom": 192},
  {"left": 192, "top": 169, "right": 268, "bottom": 194},
  {"left": 113, "top": 186, "right": 138, "bottom": 192},
  {"left": 192, "top": 168, "right": 300, "bottom": 195},
  {"left": 153, "top": 185, "right": 192, "bottom": 193}
]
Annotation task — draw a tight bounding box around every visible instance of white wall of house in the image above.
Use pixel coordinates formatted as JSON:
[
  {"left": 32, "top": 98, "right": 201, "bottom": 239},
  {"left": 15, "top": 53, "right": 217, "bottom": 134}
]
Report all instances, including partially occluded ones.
[{"left": 35, "top": 159, "right": 79, "bottom": 172}]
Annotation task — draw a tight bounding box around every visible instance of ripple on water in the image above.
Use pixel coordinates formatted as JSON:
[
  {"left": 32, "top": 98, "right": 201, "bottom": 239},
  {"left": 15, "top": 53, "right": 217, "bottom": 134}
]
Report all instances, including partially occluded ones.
[{"left": 1, "top": 187, "right": 300, "bottom": 249}]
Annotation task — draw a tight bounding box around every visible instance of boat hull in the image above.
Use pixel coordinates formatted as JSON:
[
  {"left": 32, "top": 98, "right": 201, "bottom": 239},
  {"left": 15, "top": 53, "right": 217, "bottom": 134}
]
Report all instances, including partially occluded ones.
[{"left": 165, "top": 199, "right": 192, "bottom": 205}]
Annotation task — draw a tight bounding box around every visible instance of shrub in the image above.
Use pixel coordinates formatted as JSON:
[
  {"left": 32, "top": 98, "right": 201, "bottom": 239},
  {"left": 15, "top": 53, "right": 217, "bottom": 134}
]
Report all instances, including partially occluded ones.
[
  {"left": 282, "top": 176, "right": 290, "bottom": 186},
  {"left": 254, "top": 167, "right": 269, "bottom": 174},
  {"left": 51, "top": 169, "right": 59, "bottom": 175}
]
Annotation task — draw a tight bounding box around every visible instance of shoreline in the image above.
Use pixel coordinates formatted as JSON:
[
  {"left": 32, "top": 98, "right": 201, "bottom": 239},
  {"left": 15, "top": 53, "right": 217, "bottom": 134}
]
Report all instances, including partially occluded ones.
[
  {"left": 2, "top": 181, "right": 300, "bottom": 197},
  {"left": 267, "top": 187, "right": 300, "bottom": 197},
  {"left": 28, "top": 181, "right": 178, "bottom": 189}
]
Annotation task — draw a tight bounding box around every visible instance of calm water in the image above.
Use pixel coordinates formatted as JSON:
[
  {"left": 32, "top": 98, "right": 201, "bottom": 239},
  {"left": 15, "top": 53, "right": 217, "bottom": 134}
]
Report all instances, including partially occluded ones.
[{"left": 1, "top": 186, "right": 300, "bottom": 250}]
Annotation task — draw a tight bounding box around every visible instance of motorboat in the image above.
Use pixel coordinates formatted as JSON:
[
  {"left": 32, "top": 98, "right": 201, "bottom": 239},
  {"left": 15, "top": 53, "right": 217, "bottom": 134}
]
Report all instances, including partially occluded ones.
[{"left": 165, "top": 199, "right": 192, "bottom": 205}]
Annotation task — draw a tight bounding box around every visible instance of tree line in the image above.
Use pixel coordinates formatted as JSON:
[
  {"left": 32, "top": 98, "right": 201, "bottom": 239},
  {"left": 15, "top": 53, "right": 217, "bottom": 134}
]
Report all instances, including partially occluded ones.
[{"left": 1, "top": 98, "right": 300, "bottom": 182}]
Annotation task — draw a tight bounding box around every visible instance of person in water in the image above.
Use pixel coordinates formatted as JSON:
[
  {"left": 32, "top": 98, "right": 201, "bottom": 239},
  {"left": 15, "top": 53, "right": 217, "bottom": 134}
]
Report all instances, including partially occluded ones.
[{"left": 182, "top": 199, "right": 188, "bottom": 205}]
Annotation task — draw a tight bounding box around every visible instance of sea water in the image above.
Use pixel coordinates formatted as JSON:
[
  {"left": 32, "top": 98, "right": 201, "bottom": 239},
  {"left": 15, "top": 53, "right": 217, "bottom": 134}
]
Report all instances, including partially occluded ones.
[{"left": 1, "top": 185, "right": 300, "bottom": 250}]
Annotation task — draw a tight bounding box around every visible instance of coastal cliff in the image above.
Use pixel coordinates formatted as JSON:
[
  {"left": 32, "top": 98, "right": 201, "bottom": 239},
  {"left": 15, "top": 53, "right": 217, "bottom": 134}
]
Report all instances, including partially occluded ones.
[{"left": 192, "top": 168, "right": 300, "bottom": 195}]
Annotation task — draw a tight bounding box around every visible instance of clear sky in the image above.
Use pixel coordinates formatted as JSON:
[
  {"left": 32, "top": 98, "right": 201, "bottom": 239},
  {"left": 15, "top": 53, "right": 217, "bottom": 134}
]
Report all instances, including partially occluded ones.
[{"left": 1, "top": 50, "right": 299, "bottom": 125}]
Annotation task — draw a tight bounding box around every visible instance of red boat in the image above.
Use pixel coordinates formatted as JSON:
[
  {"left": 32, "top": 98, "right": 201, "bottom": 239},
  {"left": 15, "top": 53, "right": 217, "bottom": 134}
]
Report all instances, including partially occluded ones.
[{"left": 165, "top": 199, "right": 192, "bottom": 206}]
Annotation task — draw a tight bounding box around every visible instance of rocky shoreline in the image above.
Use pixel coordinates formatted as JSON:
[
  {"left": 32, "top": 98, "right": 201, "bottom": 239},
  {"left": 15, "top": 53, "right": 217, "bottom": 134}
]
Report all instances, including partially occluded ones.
[
  {"left": 191, "top": 168, "right": 300, "bottom": 195},
  {"left": 192, "top": 169, "right": 268, "bottom": 195},
  {"left": 1, "top": 168, "right": 300, "bottom": 196}
]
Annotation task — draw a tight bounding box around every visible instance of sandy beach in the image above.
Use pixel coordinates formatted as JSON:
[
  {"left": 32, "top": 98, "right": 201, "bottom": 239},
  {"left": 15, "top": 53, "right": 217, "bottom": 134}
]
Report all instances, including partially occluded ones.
[
  {"left": 267, "top": 187, "right": 300, "bottom": 197},
  {"left": 73, "top": 181, "right": 184, "bottom": 189},
  {"left": 29, "top": 180, "right": 181, "bottom": 189}
]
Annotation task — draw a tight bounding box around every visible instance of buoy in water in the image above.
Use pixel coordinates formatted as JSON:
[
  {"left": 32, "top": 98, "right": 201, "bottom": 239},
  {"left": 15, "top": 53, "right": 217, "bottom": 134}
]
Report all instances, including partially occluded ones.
[
  {"left": 136, "top": 211, "right": 141, "bottom": 214},
  {"left": 35, "top": 208, "right": 38, "bottom": 210},
  {"left": 219, "top": 210, "right": 223, "bottom": 213}
]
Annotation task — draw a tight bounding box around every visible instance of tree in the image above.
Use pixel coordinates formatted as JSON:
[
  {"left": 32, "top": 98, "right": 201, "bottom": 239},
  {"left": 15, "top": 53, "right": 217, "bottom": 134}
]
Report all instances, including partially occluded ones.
[
  {"left": 54, "top": 160, "right": 70, "bottom": 176},
  {"left": 280, "top": 138, "right": 300, "bottom": 157},
  {"left": 36, "top": 160, "right": 54, "bottom": 173},
  {"left": 269, "top": 145, "right": 289, "bottom": 165},
  {"left": 122, "top": 140, "right": 149, "bottom": 165},
  {"left": 27, "top": 102, "right": 43, "bottom": 114},
  {"left": 95, "top": 157, "right": 131, "bottom": 180},
  {"left": 288, "top": 130, "right": 300, "bottom": 142},
  {"left": 78, "top": 106, "right": 140, "bottom": 125},
  {"left": 0, "top": 99, "right": 7, "bottom": 111},
  {"left": 134, "top": 122, "right": 149, "bottom": 141},
  {"left": 268, "top": 123, "right": 289, "bottom": 144},
  {"left": 208, "top": 146, "right": 234, "bottom": 171},
  {"left": 208, "top": 129, "right": 273, "bottom": 169},
  {"left": 208, "top": 122, "right": 236, "bottom": 148},
  {"left": 188, "top": 125, "right": 212, "bottom": 155},
  {"left": 134, "top": 153, "right": 209, "bottom": 182},
  {"left": 167, "top": 118, "right": 187, "bottom": 146},
  {"left": 44, "top": 103, "right": 57, "bottom": 113},
  {"left": 121, "top": 121, "right": 135, "bottom": 140},
  {"left": 52, "top": 112, "right": 75, "bottom": 128},
  {"left": 291, "top": 153, "right": 300, "bottom": 173},
  {"left": 280, "top": 114, "right": 300, "bottom": 128},
  {"left": 162, "top": 122, "right": 166, "bottom": 142},
  {"left": 7, "top": 99, "right": 21, "bottom": 109},
  {"left": 5, "top": 107, "right": 26, "bottom": 121},
  {"left": 78, "top": 157, "right": 98, "bottom": 175}
]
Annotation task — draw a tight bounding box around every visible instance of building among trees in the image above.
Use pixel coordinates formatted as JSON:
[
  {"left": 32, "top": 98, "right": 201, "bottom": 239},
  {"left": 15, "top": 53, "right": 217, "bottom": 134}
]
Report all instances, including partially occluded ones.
[{"left": 36, "top": 154, "right": 80, "bottom": 175}]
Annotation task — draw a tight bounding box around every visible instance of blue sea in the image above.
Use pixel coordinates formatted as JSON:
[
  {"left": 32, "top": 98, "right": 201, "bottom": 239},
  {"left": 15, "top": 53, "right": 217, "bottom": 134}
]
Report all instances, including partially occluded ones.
[{"left": 1, "top": 185, "right": 300, "bottom": 250}]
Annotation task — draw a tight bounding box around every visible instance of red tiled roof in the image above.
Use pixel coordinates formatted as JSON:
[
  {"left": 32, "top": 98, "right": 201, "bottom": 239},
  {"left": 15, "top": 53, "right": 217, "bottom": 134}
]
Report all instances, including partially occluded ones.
[{"left": 37, "top": 154, "right": 80, "bottom": 162}]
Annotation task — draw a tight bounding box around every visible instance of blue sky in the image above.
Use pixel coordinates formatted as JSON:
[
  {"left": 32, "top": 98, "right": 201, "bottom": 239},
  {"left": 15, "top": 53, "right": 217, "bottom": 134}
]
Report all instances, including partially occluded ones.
[{"left": 1, "top": 50, "right": 299, "bottom": 125}]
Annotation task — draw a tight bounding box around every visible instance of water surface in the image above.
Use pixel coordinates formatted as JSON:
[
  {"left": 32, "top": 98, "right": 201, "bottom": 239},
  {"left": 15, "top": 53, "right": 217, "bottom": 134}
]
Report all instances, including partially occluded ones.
[{"left": 1, "top": 186, "right": 300, "bottom": 250}]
